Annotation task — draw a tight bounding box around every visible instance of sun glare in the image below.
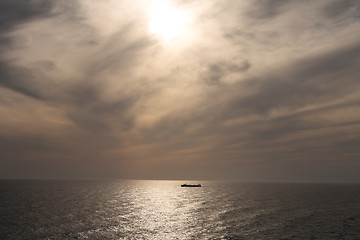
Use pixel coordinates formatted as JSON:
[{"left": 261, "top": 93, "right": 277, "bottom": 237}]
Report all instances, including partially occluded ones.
[{"left": 148, "top": 3, "right": 191, "bottom": 40}]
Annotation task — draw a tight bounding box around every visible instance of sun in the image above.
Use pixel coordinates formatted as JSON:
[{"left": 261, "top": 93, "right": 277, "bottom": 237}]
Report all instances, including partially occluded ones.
[{"left": 148, "top": 2, "right": 191, "bottom": 40}]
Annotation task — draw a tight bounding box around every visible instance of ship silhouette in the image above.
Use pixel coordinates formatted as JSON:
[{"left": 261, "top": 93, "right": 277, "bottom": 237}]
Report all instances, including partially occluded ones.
[{"left": 181, "top": 184, "right": 201, "bottom": 187}]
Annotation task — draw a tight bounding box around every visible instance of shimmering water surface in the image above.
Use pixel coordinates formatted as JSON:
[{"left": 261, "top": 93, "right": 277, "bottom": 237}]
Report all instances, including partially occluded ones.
[{"left": 1, "top": 180, "right": 359, "bottom": 240}]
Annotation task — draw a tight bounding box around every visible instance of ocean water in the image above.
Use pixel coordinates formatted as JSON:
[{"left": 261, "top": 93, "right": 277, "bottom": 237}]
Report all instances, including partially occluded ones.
[{"left": 1, "top": 180, "right": 359, "bottom": 240}]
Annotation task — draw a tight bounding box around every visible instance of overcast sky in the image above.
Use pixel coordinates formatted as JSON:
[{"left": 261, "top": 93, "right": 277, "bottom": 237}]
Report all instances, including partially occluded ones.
[{"left": 1, "top": 0, "right": 360, "bottom": 182}]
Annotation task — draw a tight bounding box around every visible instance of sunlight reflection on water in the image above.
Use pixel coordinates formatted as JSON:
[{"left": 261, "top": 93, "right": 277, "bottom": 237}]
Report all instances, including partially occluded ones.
[{"left": 124, "top": 180, "right": 211, "bottom": 239}]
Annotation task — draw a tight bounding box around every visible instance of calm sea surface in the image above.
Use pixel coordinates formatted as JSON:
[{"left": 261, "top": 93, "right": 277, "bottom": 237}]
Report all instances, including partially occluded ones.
[{"left": 1, "top": 180, "right": 359, "bottom": 240}]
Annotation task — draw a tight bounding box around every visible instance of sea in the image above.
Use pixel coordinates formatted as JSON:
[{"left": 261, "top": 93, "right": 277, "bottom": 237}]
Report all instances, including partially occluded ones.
[{"left": 1, "top": 180, "right": 359, "bottom": 240}]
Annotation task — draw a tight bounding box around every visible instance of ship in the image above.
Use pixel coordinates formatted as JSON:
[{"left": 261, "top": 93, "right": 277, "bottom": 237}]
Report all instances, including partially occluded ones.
[{"left": 181, "top": 184, "right": 201, "bottom": 187}]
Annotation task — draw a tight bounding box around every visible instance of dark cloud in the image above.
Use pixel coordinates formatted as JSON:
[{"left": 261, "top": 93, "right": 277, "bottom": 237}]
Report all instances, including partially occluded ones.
[
  {"left": 0, "top": 57, "right": 139, "bottom": 133},
  {"left": 322, "top": 0, "right": 359, "bottom": 19},
  {"left": 204, "top": 64, "right": 224, "bottom": 85},
  {"left": 202, "top": 61, "right": 251, "bottom": 85},
  {"left": 0, "top": 61, "right": 46, "bottom": 100},
  {"left": 226, "top": 41, "right": 360, "bottom": 117},
  {"left": 246, "top": 0, "right": 290, "bottom": 20},
  {"left": 0, "top": 0, "right": 55, "bottom": 31}
]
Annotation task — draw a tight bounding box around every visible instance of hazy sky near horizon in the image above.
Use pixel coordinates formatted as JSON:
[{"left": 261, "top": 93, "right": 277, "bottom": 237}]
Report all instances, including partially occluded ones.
[{"left": 1, "top": 0, "right": 360, "bottom": 182}]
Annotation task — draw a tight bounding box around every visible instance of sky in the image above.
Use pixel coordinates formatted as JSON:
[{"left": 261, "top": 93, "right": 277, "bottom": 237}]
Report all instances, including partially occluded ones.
[{"left": 0, "top": 0, "right": 360, "bottom": 182}]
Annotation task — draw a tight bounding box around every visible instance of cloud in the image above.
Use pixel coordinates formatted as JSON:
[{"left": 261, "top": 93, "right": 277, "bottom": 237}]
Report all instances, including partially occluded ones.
[
  {"left": 202, "top": 60, "right": 251, "bottom": 85},
  {"left": 246, "top": 0, "right": 290, "bottom": 20},
  {"left": 131, "top": 37, "right": 360, "bottom": 180},
  {"left": 226, "top": 41, "right": 360, "bottom": 116},
  {"left": 0, "top": 0, "right": 55, "bottom": 31},
  {"left": 322, "top": 0, "right": 359, "bottom": 19},
  {"left": 0, "top": 0, "right": 360, "bottom": 181}
]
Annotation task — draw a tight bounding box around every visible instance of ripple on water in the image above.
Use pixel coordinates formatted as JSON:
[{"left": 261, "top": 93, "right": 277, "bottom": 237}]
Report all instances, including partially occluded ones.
[{"left": 1, "top": 181, "right": 360, "bottom": 239}]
